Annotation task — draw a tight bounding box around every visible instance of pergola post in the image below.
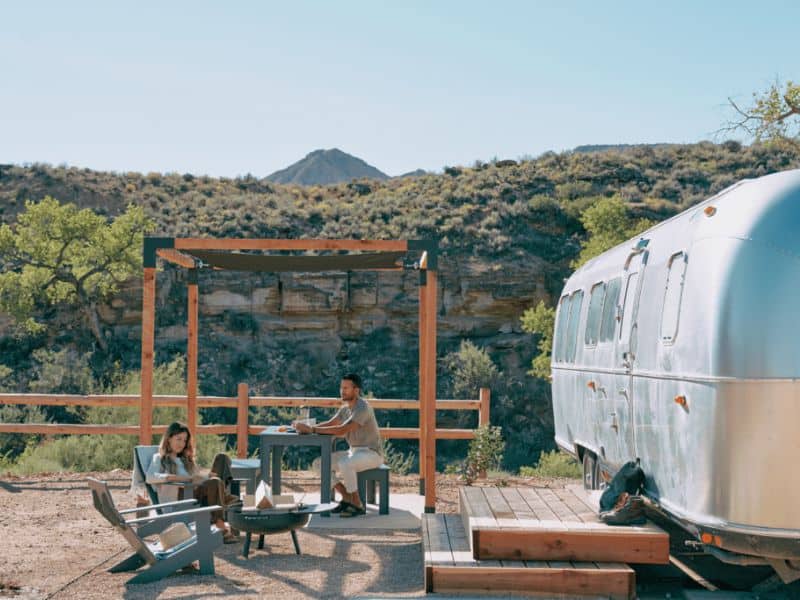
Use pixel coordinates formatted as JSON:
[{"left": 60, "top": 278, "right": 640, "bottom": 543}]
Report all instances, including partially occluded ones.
[
  {"left": 140, "top": 266, "right": 156, "bottom": 444},
  {"left": 418, "top": 272, "right": 427, "bottom": 495},
  {"left": 187, "top": 268, "right": 199, "bottom": 437},
  {"left": 422, "top": 269, "right": 438, "bottom": 513}
]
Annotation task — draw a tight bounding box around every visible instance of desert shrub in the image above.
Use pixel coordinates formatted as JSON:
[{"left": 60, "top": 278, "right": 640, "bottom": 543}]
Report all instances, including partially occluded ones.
[
  {"left": 382, "top": 439, "right": 415, "bottom": 476},
  {"left": 519, "top": 450, "right": 581, "bottom": 479},
  {"left": 461, "top": 424, "right": 504, "bottom": 485}
]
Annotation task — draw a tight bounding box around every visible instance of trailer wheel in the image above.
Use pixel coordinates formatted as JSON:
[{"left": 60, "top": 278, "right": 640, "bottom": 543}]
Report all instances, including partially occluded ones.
[{"left": 583, "top": 452, "right": 599, "bottom": 490}]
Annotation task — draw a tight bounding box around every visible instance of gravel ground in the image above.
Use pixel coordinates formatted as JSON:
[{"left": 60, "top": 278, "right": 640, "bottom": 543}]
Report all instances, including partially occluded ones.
[{"left": 0, "top": 470, "right": 574, "bottom": 599}]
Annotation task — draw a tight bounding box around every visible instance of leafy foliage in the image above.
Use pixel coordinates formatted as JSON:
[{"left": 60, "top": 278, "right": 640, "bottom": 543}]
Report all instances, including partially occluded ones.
[
  {"left": 572, "top": 196, "right": 654, "bottom": 268},
  {"left": 0, "top": 197, "right": 154, "bottom": 348},
  {"left": 725, "top": 80, "right": 800, "bottom": 150},
  {"left": 520, "top": 301, "right": 556, "bottom": 379},
  {"left": 519, "top": 449, "right": 581, "bottom": 479},
  {"left": 442, "top": 340, "right": 498, "bottom": 399},
  {"left": 462, "top": 424, "right": 505, "bottom": 485}
]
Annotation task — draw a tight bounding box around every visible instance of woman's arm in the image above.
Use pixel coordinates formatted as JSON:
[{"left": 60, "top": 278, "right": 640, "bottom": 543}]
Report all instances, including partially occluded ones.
[{"left": 145, "top": 453, "right": 192, "bottom": 483}]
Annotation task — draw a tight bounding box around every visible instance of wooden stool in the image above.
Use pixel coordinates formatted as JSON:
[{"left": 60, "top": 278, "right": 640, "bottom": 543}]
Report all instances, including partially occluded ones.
[{"left": 357, "top": 465, "right": 390, "bottom": 515}]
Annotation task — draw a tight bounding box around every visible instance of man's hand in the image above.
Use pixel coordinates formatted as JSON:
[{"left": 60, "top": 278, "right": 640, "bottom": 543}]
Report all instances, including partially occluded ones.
[{"left": 293, "top": 421, "right": 313, "bottom": 434}]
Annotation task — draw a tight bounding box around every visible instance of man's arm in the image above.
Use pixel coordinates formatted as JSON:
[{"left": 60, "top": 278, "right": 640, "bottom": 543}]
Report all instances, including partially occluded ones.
[{"left": 312, "top": 418, "right": 360, "bottom": 437}]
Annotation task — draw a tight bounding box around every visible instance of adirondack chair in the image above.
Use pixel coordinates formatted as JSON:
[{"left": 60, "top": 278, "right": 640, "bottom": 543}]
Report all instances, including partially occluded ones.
[
  {"left": 133, "top": 445, "right": 193, "bottom": 511},
  {"left": 88, "top": 478, "right": 223, "bottom": 584}
]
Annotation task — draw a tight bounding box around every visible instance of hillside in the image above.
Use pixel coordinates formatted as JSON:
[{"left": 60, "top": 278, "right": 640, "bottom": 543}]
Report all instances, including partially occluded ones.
[
  {"left": 265, "top": 148, "right": 389, "bottom": 184},
  {"left": 1, "top": 141, "right": 798, "bottom": 469}
]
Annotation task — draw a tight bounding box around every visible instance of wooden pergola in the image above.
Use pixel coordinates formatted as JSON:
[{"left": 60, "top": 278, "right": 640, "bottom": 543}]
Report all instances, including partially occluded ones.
[{"left": 140, "top": 237, "right": 440, "bottom": 511}]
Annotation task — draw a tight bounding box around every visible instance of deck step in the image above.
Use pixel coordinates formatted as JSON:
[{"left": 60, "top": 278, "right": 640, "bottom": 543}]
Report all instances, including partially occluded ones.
[
  {"left": 423, "top": 513, "right": 636, "bottom": 599},
  {"left": 459, "top": 486, "right": 670, "bottom": 564}
]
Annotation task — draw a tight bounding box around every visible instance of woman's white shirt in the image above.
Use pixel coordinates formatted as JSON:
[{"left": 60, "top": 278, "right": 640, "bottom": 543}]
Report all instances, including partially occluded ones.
[{"left": 145, "top": 453, "right": 192, "bottom": 504}]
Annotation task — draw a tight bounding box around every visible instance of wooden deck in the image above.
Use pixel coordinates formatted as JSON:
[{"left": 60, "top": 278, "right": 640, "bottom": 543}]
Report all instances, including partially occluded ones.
[
  {"left": 423, "top": 513, "right": 636, "bottom": 599},
  {"left": 460, "top": 486, "right": 669, "bottom": 564}
]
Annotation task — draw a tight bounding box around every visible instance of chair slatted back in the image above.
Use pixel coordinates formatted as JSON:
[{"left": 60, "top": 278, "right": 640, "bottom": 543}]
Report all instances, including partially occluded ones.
[
  {"left": 134, "top": 445, "right": 161, "bottom": 506},
  {"left": 87, "top": 478, "right": 156, "bottom": 565}
]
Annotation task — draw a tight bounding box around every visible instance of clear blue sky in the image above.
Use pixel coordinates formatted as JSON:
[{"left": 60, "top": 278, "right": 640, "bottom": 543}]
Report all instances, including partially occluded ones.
[{"left": 1, "top": 1, "right": 797, "bottom": 177}]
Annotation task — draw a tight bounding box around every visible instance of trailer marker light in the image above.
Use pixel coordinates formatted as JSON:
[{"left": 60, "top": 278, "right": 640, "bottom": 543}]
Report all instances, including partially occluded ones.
[
  {"left": 714, "top": 535, "right": 722, "bottom": 547},
  {"left": 674, "top": 395, "right": 687, "bottom": 408},
  {"left": 704, "top": 206, "right": 717, "bottom": 217},
  {"left": 587, "top": 381, "right": 596, "bottom": 391},
  {"left": 701, "top": 532, "right": 713, "bottom": 544}
]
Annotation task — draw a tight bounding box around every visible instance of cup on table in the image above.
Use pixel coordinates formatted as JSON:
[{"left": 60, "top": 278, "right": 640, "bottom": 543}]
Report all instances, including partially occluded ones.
[{"left": 297, "top": 418, "right": 316, "bottom": 428}]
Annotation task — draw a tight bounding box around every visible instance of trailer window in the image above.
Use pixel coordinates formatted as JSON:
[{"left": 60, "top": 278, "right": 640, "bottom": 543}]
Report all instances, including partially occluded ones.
[
  {"left": 661, "top": 252, "right": 687, "bottom": 343},
  {"left": 564, "top": 290, "right": 584, "bottom": 362},
  {"left": 584, "top": 282, "right": 605, "bottom": 346},
  {"left": 599, "top": 277, "right": 621, "bottom": 342},
  {"left": 619, "top": 272, "right": 639, "bottom": 341},
  {"left": 554, "top": 294, "right": 571, "bottom": 362}
]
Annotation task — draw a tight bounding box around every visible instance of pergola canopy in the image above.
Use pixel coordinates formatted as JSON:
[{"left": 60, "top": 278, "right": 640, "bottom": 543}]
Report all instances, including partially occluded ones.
[{"left": 181, "top": 249, "right": 409, "bottom": 272}]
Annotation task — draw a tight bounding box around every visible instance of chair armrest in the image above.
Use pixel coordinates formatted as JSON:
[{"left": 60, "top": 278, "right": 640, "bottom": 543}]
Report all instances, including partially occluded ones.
[
  {"left": 118, "top": 498, "right": 198, "bottom": 515},
  {"left": 126, "top": 504, "right": 223, "bottom": 526}
]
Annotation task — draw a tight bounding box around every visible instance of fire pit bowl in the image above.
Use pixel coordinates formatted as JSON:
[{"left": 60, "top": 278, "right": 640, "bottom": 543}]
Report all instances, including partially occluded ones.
[{"left": 227, "top": 503, "right": 336, "bottom": 558}]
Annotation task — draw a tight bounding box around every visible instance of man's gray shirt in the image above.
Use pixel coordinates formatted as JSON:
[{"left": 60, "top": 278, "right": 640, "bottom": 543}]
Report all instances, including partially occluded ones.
[{"left": 333, "top": 397, "right": 382, "bottom": 454}]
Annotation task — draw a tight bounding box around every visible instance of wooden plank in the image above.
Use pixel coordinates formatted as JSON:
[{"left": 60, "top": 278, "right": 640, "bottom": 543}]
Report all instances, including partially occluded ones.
[
  {"left": 174, "top": 238, "right": 409, "bottom": 251},
  {"left": 537, "top": 487, "right": 578, "bottom": 523},
  {"left": 554, "top": 487, "right": 599, "bottom": 524},
  {"left": 187, "top": 279, "right": 198, "bottom": 437},
  {"left": 443, "top": 514, "right": 475, "bottom": 566},
  {"left": 429, "top": 564, "right": 635, "bottom": 599},
  {"left": 424, "top": 514, "right": 454, "bottom": 565},
  {"left": 422, "top": 512, "right": 433, "bottom": 593},
  {"left": 140, "top": 266, "right": 156, "bottom": 443},
  {"left": 418, "top": 279, "right": 426, "bottom": 486},
  {"left": 499, "top": 487, "right": 536, "bottom": 521},
  {"left": 156, "top": 248, "right": 196, "bottom": 268},
  {"left": 518, "top": 486, "right": 558, "bottom": 522},
  {"left": 482, "top": 487, "right": 517, "bottom": 520},
  {"left": 472, "top": 526, "right": 670, "bottom": 564}
]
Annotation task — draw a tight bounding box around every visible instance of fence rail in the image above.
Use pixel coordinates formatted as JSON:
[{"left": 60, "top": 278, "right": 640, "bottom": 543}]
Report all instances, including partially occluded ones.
[{"left": 0, "top": 386, "right": 491, "bottom": 458}]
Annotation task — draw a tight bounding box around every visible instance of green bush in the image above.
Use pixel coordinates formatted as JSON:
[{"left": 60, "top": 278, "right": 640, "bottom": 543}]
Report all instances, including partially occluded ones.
[
  {"left": 462, "top": 424, "right": 505, "bottom": 485},
  {"left": 519, "top": 450, "right": 581, "bottom": 479},
  {"left": 381, "top": 439, "right": 415, "bottom": 476}
]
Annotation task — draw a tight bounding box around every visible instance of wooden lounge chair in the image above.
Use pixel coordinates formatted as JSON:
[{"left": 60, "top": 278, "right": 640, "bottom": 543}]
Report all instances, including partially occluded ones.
[
  {"left": 133, "top": 445, "right": 193, "bottom": 511},
  {"left": 88, "top": 477, "right": 223, "bottom": 584}
]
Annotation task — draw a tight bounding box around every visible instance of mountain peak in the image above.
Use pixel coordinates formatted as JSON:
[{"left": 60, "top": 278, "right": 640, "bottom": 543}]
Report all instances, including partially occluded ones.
[{"left": 266, "top": 148, "right": 388, "bottom": 185}]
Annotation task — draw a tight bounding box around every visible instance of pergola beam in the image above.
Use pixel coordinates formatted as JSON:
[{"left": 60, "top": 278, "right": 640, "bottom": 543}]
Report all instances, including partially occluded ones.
[
  {"left": 174, "top": 238, "right": 409, "bottom": 251},
  {"left": 157, "top": 248, "right": 197, "bottom": 268}
]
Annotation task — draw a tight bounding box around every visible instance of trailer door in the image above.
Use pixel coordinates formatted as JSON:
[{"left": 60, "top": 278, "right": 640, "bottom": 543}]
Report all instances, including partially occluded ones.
[{"left": 609, "top": 246, "right": 648, "bottom": 467}]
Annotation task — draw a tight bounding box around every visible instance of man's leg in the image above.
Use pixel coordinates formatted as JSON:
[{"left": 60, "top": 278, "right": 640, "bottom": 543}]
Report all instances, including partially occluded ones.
[
  {"left": 338, "top": 449, "right": 383, "bottom": 510},
  {"left": 313, "top": 451, "right": 348, "bottom": 500}
]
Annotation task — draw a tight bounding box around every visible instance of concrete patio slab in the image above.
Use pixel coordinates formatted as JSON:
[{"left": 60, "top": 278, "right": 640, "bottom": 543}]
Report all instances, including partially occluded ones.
[{"left": 287, "top": 491, "right": 425, "bottom": 530}]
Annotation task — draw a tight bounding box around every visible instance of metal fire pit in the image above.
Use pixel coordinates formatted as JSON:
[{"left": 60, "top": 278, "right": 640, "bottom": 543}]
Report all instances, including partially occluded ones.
[{"left": 228, "top": 503, "right": 336, "bottom": 558}]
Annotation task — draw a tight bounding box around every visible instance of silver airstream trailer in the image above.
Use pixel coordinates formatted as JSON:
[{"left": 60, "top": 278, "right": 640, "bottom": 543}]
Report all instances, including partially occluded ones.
[{"left": 551, "top": 168, "right": 800, "bottom": 582}]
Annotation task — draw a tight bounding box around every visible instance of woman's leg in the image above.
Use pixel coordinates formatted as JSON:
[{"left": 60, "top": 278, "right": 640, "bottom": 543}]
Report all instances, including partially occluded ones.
[{"left": 194, "top": 477, "right": 226, "bottom": 527}]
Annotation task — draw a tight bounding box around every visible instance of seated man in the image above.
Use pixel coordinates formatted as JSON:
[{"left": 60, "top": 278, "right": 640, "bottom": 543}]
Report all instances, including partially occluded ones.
[{"left": 293, "top": 373, "right": 383, "bottom": 517}]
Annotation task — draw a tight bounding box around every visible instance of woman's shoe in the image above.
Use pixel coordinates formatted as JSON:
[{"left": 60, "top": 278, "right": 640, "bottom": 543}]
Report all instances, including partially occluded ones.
[{"left": 222, "top": 530, "right": 239, "bottom": 544}]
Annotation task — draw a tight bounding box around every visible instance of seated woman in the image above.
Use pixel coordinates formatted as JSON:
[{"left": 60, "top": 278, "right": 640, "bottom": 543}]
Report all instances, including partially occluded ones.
[{"left": 145, "top": 421, "right": 239, "bottom": 543}]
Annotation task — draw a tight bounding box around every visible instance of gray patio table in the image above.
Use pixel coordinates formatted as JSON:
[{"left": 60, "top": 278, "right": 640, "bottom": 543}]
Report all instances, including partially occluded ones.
[{"left": 259, "top": 428, "right": 334, "bottom": 512}]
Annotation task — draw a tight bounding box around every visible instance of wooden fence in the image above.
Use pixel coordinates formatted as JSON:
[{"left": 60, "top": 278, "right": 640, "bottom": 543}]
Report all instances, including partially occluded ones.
[{"left": 0, "top": 385, "right": 491, "bottom": 458}]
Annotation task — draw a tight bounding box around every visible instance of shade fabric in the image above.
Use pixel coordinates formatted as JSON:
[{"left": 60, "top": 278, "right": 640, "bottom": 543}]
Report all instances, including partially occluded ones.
[{"left": 183, "top": 250, "right": 408, "bottom": 272}]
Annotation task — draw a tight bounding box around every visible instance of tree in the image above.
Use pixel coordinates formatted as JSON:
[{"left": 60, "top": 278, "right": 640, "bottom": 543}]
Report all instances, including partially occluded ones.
[
  {"left": 724, "top": 79, "right": 800, "bottom": 150},
  {"left": 572, "top": 196, "right": 653, "bottom": 268},
  {"left": 0, "top": 197, "right": 154, "bottom": 350},
  {"left": 522, "top": 197, "right": 652, "bottom": 378},
  {"left": 520, "top": 301, "right": 555, "bottom": 380}
]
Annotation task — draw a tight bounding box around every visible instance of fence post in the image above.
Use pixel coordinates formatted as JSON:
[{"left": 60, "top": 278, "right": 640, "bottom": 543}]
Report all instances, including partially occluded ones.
[
  {"left": 237, "top": 383, "right": 249, "bottom": 458},
  {"left": 479, "top": 387, "right": 490, "bottom": 427}
]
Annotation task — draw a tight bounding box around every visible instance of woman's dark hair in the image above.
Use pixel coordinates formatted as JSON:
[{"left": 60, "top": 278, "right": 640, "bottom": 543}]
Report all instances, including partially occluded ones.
[
  {"left": 158, "top": 421, "right": 196, "bottom": 474},
  {"left": 341, "top": 373, "right": 362, "bottom": 389}
]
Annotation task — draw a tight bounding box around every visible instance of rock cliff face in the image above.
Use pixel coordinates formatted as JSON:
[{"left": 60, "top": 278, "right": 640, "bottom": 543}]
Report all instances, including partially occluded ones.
[{"left": 102, "top": 255, "right": 549, "bottom": 401}]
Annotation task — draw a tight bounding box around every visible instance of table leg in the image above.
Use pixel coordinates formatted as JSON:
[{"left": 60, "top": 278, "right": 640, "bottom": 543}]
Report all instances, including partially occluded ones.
[
  {"left": 272, "top": 445, "right": 283, "bottom": 494},
  {"left": 320, "top": 441, "right": 332, "bottom": 516},
  {"left": 260, "top": 441, "right": 270, "bottom": 486}
]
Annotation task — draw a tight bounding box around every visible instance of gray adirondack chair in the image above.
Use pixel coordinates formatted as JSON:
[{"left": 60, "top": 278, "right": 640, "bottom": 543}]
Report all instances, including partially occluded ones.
[
  {"left": 133, "top": 445, "right": 194, "bottom": 511},
  {"left": 88, "top": 478, "right": 223, "bottom": 584}
]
